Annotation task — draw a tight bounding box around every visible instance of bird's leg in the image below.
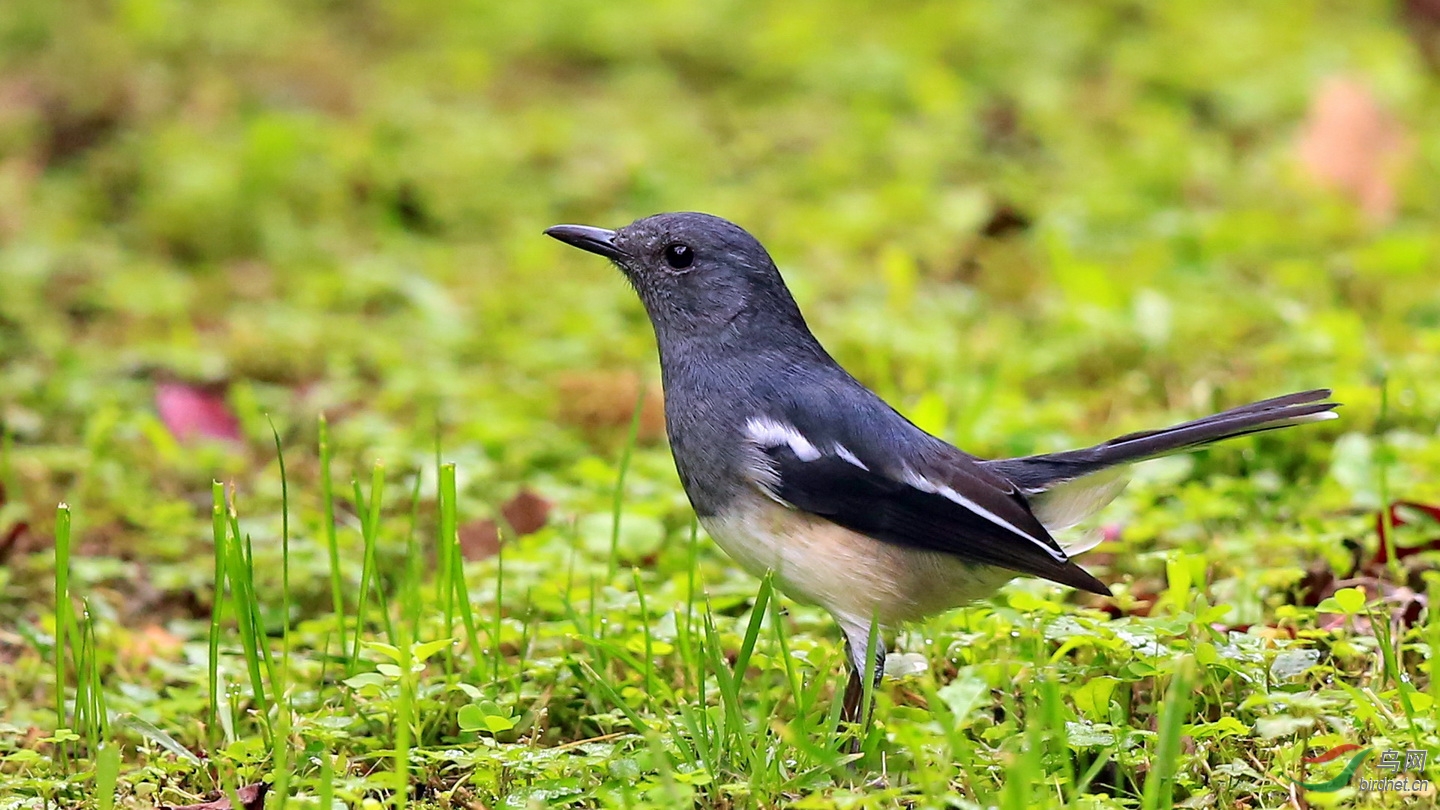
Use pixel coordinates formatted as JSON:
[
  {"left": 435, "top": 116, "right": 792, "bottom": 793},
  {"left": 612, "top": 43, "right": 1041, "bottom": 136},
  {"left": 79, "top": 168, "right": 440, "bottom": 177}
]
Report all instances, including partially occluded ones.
[
  {"left": 840, "top": 665, "right": 865, "bottom": 727},
  {"left": 839, "top": 619, "right": 885, "bottom": 752}
]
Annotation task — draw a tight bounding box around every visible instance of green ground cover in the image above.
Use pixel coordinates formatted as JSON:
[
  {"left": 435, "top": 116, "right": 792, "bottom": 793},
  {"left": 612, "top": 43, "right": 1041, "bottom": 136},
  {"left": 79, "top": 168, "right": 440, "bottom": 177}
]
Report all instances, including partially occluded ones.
[{"left": 1, "top": 0, "right": 1438, "bottom": 807}]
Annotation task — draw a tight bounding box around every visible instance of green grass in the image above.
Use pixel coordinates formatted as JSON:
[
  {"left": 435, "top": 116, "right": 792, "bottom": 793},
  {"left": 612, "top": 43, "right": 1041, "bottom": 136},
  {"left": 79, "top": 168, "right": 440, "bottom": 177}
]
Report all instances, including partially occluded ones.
[{"left": 1, "top": 0, "right": 1439, "bottom": 807}]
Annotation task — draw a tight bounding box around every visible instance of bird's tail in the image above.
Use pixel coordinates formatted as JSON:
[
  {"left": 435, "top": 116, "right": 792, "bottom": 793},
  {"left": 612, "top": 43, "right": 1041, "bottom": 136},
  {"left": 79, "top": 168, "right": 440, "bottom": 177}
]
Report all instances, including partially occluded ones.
[{"left": 985, "top": 389, "right": 1339, "bottom": 533}]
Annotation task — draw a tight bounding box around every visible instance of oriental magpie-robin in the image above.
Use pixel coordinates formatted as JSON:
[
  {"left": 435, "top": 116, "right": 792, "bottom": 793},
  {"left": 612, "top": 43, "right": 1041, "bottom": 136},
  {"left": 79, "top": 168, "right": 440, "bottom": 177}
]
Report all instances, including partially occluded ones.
[{"left": 546, "top": 212, "right": 1337, "bottom": 728}]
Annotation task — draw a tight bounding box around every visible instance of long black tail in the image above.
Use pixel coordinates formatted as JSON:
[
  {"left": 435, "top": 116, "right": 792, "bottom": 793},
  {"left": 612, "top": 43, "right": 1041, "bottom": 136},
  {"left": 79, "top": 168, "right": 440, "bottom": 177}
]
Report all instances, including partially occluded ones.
[{"left": 986, "top": 389, "right": 1339, "bottom": 492}]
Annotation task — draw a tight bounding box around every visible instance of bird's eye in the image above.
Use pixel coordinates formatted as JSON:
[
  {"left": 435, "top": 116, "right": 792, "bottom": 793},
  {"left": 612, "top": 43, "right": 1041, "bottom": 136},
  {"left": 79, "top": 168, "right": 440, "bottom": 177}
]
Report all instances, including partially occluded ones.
[{"left": 663, "top": 243, "right": 694, "bottom": 269}]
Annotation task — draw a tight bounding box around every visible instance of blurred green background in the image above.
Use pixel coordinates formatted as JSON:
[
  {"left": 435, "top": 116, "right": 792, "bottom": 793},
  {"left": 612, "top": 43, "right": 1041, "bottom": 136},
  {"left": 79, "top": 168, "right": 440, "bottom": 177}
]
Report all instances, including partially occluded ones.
[
  {"left": 3, "top": 0, "right": 1436, "bottom": 525},
  {"left": 1, "top": 0, "right": 1438, "bottom": 805}
]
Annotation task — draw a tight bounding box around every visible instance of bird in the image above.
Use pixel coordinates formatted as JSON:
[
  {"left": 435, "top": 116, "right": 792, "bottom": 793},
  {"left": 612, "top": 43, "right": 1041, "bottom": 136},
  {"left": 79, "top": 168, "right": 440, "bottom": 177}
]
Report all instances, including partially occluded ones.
[{"left": 545, "top": 211, "right": 1338, "bottom": 734}]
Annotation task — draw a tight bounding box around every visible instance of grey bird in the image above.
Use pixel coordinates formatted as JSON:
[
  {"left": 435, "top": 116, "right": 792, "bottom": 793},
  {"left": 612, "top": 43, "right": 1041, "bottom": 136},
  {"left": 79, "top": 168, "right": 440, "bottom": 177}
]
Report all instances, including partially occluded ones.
[{"left": 546, "top": 211, "right": 1338, "bottom": 730}]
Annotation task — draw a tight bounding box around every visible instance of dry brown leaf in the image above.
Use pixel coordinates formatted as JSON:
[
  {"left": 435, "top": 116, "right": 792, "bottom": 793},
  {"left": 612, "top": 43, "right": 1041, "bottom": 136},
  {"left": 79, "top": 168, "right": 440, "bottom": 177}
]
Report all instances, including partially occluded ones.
[
  {"left": 456, "top": 490, "right": 553, "bottom": 561},
  {"left": 0, "top": 481, "right": 32, "bottom": 563},
  {"left": 127, "top": 624, "right": 184, "bottom": 669},
  {"left": 1402, "top": 0, "right": 1440, "bottom": 71},
  {"left": 1296, "top": 76, "right": 1410, "bottom": 222},
  {"left": 979, "top": 202, "right": 1032, "bottom": 238},
  {"left": 458, "top": 519, "right": 501, "bottom": 561},
  {"left": 500, "top": 489, "right": 551, "bottom": 536},
  {"left": 554, "top": 370, "right": 664, "bottom": 442}
]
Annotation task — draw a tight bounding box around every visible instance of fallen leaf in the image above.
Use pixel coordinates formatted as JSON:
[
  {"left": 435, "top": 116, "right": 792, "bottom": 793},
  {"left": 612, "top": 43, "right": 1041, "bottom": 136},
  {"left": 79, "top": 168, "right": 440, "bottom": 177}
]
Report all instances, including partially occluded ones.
[
  {"left": 0, "top": 521, "right": 26, "bottom": 553},
  {"left": 126, "top": 624, "right": 183, "bottom": 670},
  {"left": 455, "top": 491, "right": 553, "bottom": 562},
  {"left": 979, "top": 202, "right": 1031, "bottom": 238},
  {"left": 554, "top": 371, "right": 664, "bottom": 442},
  {"left": 500, "top": 489, "right": 551, "bottom": 536},
  {"left": 1296, "top": 76, "right": 1410, "bottom": 222},
  {"left": 162, "top": 782, "right": 266, "bottom": 810},
  {"left": 1293, "top": 500, "right": 1439, "bottom": 621},
  {"left": 458, "top": 519, "right": 501, "bottom": 561},
  {"left": 154, "top": 381, "right": 243, "bottom": 444},
  {"left": 1402, "top": 0, "right": 1440, "bottom": 72},
  {"left": 0, "top": 478, "right": 31, "bottom": 561},
  {"left": 1372, "top": 500, "right": 1440, "bottom": 565}
]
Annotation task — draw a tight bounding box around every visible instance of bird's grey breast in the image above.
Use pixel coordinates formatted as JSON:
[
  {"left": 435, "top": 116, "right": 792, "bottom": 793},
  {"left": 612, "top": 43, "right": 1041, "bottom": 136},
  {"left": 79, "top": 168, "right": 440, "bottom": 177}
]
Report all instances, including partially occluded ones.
[{"left": 656, "top": 344, "right": 759, "bottom": 518}]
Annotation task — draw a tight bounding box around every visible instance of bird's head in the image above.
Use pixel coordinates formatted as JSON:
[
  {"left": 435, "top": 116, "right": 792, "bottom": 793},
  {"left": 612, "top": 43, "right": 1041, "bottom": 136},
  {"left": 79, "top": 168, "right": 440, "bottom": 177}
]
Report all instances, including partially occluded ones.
[{"left": 546, "top": 212, "right": 807, "bottom": 345}]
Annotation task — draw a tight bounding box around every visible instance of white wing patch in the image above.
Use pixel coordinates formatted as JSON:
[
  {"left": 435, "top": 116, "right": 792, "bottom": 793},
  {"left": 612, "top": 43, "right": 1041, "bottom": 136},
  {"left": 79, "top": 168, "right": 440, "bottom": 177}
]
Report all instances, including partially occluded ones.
[
  {"left": 745, "top": 417, "right": 821, "bottom": 461},
  {"left": 833, "top": 444, "right": 869, "bottom": 471},
  {"left": 900, "top": 467, "right": 1067, "bottom": 562}
]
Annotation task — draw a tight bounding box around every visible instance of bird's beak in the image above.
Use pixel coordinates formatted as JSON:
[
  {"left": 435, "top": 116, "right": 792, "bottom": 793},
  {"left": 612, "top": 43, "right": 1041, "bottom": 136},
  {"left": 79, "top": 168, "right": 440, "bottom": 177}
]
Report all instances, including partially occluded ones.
[{"left": 545, "top": 224, "right": 621, "bottom": 260}]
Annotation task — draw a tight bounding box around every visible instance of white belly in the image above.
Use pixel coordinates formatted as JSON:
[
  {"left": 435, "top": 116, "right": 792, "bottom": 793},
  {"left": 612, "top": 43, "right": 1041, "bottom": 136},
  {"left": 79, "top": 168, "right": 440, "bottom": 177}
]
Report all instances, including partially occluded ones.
[{"left": 699, "top": 493, "right": 1011, "bottom": 627}]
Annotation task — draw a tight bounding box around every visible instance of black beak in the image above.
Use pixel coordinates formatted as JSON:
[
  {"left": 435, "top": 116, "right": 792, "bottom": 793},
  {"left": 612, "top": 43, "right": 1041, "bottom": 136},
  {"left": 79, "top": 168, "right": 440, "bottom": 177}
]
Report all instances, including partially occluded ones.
[{"left": 545, "top": 224, "right": 621, "bottom": 260}]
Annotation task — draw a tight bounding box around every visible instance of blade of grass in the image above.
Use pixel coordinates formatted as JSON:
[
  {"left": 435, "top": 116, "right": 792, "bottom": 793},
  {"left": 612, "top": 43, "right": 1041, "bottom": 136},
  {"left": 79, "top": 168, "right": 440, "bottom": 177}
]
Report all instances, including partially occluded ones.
[
  {"left": 492, "top": 530, "right": 504, "bottom": 681},
  {"left": 269, "top": 418, "right": 291, "bottom": 676},
  {"left": 608, "top": 385, "right": 646, "bottom": 580},
  {"left": 350, "top": 477, "right": 372, "bottom": 671},
  {"left": 440, "top": 464, "right": 482, "bottom": 679},
  {"left": 216, "top": 668, "right": 236, "bottom": 746},
  {"left": 350, "top": 463, "right": 392, "bottom": 663},
  {"left": 0, "top": 422, "right": 14, "bottom": 503},
  {"left": 857, "top": 616, "right": 882, "bottom": 757},
  {"left": 918, "top": 675, "right": 977, "bottom": 785},
  {"left": 1429, "top": 577, "right": 1440, "bottom": 713},
  {"left": 1376, "top": 374, "right": 1401, "bottom": 582},
  {"left": 318, "top": 751, "right": 334, "bottom": 810},
  {"left": 999, "top": 692, "right": 1043, "bottom": 810},
  {"left": 221, "top": 493, "right": 273, "bottom": 737},
  {"left": 228, "top": 495, "right": 279, "bottom": 686},
  {"left": 730, "top": 577, "right": 777, "bottom": 786},
  {"left": 65, "top": 598, "right": 109, "bottom": 759},
  {"left": 95, "top": 742, "right": 120, "bottom": 810},
  {"left": 208, "top": 483, "right": 226, "bottom": 754},
  {"left": 675, "top": 701, "right": 717, "bottom": 783},
  {"left": 766, "top": 593, "right": 806, "bottom": 738},
  {"left": 698, "top": 608, "right": 732, "bottom": 745},
  {"left": 318, "top": 415, "right": 348, "bottom": 664},
  {"left": 681, "top": 520, "right": 699, "bottom": 693},
  {"left": 732, "top": 574, "right": 773, "bottom": 686},
  {"left": 115, "top": 714, "right": 204, "bottom": 767},
  {"left": 392, "top": 469, "right": 427, "bottom": 810},
  {"left": 437, "top": 457, "right": 455, "bottom": 670},
  {"left": 75, "top": 602, "right": 97, "bottom": 754},
  {"left": 268, "top": 419, "right": 292, "bottom": 810},
  {"left": 632, "top": 568, "right": 654, "bottom": 694},
  {"left": 394, "top": 635, "right": 414, "bottom": 809},
  {"left": 1368, "top": 602, "right": 1421, "bottom": 746},
  {"left": 1141, "top": 656, "right": 1195, "bottom": 810},
  {"left": 53, "top": 502, "right": 72, "bottom": 763},
  {"left": 579, "top": 660, "right": 650, "bottom": 734},
  {"left": 1038, "top": 672, "right": 1072, "bottom": 795},
  {"left": 86, "top": 605, "right": 107, "bottom": 739}
]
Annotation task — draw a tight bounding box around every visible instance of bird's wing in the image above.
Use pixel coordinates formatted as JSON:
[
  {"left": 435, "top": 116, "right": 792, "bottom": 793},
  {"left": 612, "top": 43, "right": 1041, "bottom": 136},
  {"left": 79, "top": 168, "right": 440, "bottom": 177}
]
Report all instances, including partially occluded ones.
[{"left": 738, "top": 391, "right": 1109, "bottom": 596}]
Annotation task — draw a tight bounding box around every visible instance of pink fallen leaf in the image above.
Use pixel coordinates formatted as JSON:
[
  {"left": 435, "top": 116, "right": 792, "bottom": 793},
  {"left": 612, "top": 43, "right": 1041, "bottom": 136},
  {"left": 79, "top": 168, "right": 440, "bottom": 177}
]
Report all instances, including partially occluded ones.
[
  {"left": 1296, "top": 76, "right": 1410, "bottom": 222},
  {"left": 162, "top": 783, "right": 266, "bottom": 810},
  {"left": 155, "top": 381, "right": 243, "bottom": 444}
]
